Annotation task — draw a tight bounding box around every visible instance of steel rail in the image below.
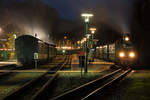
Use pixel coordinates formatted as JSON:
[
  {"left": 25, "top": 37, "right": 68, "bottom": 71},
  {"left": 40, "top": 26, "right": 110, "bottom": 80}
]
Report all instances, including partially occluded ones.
[
  {"left": 82, "top": 68, "right": 131, "bottom": 100},
  {"left": 51, "top": 68, "right": 122, "bottom": 100},
  {"left": 32, "top": 55, "right": 71, "bottom": 100},
  {"left": 2, "top": 55, "right": 70, "bottom": 100}
]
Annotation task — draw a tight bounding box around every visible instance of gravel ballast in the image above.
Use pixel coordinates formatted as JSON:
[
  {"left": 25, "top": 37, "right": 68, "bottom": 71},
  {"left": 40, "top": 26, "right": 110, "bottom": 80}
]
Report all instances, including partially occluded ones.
[{"left": 0, "top": 72, "right": 43, "bottom": 99}]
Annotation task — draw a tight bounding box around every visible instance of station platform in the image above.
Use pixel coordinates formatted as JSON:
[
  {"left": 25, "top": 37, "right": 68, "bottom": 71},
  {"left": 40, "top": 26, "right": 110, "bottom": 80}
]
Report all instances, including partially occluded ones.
[
  {"left": 0, "top": 55, "right": 114, "bottom": 73},
  {"left": 70, "top": 54, "right": 114, "bottom": 72},
  {"left": 0, "top": 61, "right": 17, "bottom": 66}
]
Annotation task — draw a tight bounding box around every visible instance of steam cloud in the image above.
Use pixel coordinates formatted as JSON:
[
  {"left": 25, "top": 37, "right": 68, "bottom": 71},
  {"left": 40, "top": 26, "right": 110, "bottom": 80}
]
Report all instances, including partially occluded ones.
[
  {"left": 91, "top": 0, "right": 137, "bottom": 34},
  {"left": 47, "top": 0, "right": 138, "bottom": 34},
  {"left": 0, "top": 0, "right": 58, "bottom": 44}
]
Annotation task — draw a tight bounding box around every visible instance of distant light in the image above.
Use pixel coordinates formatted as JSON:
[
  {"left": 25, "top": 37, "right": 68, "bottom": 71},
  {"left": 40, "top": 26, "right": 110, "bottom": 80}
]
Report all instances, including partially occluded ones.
[
  {"left": 61, "top": 46, "right": 72, "bottom": 50},
  {"left": 125, "top": 36, "right": 129, "bottom": 41},
  {"left": 104, "top": 45, "right": 107, "bottom": 48},
  {"left": 13, "top": 34, "right": 17, "bottom": 39},
  {"left": 62, "top": 50, "right": 66, "bottom": 53},
  {"left": 92, "top": 31, "right": 95, "bottom": 34},
  {"left": 77, "top": 41, "right": 80, "bottom": 44},
  {"left": 56, "top": 47, "right": 60, "bottom": 49},
  {"left": 89, "top": 28, "right": 96, "bottom": 34},
  {"left": 90, "top": 28, "right": 96, "bottom": 31},
  {"left": 0, "top": 27, "right": 2, "bottom": 33},
  {"left": 64, "top": 36, "right": 67, "bottom": 39},
  {"left": 83, "top": 38, "right": 87, "bottom": 42}
]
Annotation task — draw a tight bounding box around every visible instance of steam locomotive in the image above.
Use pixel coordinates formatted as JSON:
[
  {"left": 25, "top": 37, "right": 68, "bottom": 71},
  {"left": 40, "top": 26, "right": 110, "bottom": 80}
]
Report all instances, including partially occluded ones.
[
  {"left": 95, "top": 34, "right": 137, "bottom": 65},
  {"left": 15, "top": 35, "right": 57, "bottom": 66}
]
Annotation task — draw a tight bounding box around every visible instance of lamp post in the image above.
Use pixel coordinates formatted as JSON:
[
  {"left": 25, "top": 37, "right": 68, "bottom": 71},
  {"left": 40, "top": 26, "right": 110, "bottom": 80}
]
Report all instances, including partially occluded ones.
[
  {"left": 89, "top": 28, "right": 96, "bottom": 48},
  {"left": 81, "top": 13, "right": 93, "bottom": 73}
]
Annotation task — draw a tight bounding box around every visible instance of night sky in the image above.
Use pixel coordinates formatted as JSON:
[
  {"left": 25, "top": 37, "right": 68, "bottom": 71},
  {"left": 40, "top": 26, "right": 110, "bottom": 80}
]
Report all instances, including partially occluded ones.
[
  {"left": 44, "top": 0, "right": 88, "bottom": 20},
  {"left": 44, "top": 0, "right": 136, "bottom": 20}
]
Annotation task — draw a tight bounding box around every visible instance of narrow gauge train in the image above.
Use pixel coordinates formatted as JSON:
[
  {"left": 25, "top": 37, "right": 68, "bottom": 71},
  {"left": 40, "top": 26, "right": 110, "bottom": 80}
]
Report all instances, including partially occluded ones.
[
  {"left": 95, "top": 34, "right": 137, "bottom": 65},
  {"left": 15, "top": 35, "right": 57, "bottom": 66}
]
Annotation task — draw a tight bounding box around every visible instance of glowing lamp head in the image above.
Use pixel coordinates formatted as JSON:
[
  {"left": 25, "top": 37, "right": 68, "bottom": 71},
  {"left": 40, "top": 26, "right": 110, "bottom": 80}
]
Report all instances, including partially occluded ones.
[
  {"left": 119, "top": 52, "right": 125, "bottom": 58},
  {"left": 81, "top": 13, "right": 93, "bottom": 17},
  {"left": 81, "top": 13, "right": 93, "bottom": 22},
  {"left": 129, "top": 52, "right": 135, "bottom": 58}
]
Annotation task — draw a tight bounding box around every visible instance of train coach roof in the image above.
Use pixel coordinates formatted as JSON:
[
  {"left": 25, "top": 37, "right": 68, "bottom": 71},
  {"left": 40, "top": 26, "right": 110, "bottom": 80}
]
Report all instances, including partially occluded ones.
[{"left": 15, "top": 35, "right": 56, "bottom": 46}]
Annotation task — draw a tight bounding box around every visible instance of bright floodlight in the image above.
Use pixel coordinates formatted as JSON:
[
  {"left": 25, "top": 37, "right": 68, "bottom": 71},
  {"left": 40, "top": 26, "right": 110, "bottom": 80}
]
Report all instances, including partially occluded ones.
[
  {"left": 81, "top": 13, "right": 93, "bottom": 22},
  {"left": 81, "top": 13, "right": 93, "bottom": 17}
]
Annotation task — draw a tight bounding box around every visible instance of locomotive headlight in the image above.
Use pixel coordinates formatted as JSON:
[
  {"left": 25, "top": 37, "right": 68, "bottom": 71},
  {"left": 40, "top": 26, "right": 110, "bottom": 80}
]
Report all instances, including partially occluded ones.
[
  {"left": 119, "top": 52, "right": 125, "bottom": 58},
  {"left": 129, "top": 52, "right": 135, "bottom": 58}
]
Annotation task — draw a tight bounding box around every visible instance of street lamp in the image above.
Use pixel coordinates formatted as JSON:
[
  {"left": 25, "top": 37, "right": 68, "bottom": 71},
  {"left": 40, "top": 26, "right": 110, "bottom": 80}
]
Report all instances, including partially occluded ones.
[
  {"left": 89, "top": 28, "right": 96, "bottom": 48},
  {"left": 81, "top": 13, "right": 93, "bottom": 73}
]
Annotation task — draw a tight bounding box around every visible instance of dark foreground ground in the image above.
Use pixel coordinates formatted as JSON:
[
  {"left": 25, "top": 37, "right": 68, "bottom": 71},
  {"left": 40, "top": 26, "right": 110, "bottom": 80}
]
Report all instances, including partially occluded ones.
[{"left": 100, "top": 70, "right": 150, "bottom": 100}]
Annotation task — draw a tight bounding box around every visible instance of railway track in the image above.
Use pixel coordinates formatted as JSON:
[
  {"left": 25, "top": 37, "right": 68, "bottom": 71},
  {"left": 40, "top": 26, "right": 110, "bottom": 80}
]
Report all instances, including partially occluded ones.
[
  {"left": 0, "top": 55, "right": 67, "bottom": 78},
  {"left": 2, "top": 55, "right": 71, "bottom": 100},
  {"left": 0, "top": 64, "right": 20, "bottom": 79},
  {"left": 52, "top": 68, "right": 132, "bottom": 100},
  {"left": 0, "top": 64, "right": 17, "bottom": 70}
]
